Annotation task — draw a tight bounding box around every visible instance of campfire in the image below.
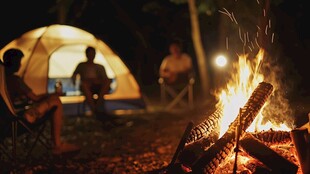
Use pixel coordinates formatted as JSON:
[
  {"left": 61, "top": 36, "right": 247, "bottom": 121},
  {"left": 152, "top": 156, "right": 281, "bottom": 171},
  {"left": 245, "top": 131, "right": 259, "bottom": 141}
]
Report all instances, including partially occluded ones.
[{"left": 158, "top": 49, "right": 309, "bottom": 174}]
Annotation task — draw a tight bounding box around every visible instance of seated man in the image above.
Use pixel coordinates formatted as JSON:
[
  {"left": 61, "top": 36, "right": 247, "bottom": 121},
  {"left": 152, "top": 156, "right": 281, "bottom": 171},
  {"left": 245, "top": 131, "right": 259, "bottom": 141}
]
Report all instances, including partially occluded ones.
[
  {"left": 159, "top": 40, "right": 193, "bottom": 85},
  {"left": 71, "top": 46, "right": 111, "bottom": 115},
  {"left": 3, "top": 48, "right": 80, "bottom": 155}
]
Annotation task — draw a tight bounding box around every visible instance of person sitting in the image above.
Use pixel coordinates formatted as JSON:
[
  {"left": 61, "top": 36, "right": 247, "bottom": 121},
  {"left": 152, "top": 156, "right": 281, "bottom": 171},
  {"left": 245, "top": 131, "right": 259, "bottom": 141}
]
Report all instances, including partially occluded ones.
[
  {"left": 71, "top": 46, "right": 111, "bottom": 116},
  {"left": 3, "top": 48, "right": 80, "bottom": 155},
  {"left": 159, "top": 40, "right": 193, "bottom": 85}
]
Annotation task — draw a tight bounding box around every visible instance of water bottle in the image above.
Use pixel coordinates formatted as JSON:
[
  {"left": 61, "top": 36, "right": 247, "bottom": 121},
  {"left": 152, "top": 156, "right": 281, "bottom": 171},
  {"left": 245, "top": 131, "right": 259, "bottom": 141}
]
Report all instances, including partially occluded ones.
[{"left": 54, "top": 80, "right": 63, "bottom": 95}]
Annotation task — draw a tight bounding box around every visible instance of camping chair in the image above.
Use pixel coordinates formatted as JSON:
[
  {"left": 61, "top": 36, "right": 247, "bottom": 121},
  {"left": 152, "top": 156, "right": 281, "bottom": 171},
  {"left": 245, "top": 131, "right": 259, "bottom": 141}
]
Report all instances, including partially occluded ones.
[
  {"left": 0, "top": 62, "right": 53, "bottom": 164},
  {"left": 158, "top": 72, "right": 195, "bottom": 111}
]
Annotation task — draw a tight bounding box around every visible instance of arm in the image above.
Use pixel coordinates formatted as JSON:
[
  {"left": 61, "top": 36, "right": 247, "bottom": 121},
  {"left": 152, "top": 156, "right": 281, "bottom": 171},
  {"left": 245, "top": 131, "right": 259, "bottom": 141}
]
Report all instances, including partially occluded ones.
[
  {"left": 97, "top": 65, "right": 110, "bottom": 84},
  {"left": 26, "top": 92, "right": 48, "bottom": 102},
  {"left": 16, "top": 77, "right": 47, "bottom": 102},
  {"left": 159, "top": 58, "right": 171, "bottom": 78},
  {"left": 184, "top": 54, "right": 194, "bottom": 77},
  {"left": 71, "top": 64, "right": 81, "bottom": 85}
]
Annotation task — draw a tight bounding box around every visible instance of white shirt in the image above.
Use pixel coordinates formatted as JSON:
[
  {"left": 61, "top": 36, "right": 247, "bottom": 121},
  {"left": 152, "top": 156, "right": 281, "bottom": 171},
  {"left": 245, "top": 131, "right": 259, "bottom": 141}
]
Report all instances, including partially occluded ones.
[{"left": 160, "top": 53, "right": 192, "bottom": 74}]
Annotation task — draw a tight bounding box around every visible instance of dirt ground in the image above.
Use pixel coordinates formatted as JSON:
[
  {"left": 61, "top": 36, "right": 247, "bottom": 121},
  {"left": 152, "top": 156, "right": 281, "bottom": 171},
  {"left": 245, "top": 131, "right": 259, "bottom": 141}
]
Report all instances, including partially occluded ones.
[
  {"left": 0, "top": 90, "right": 309, "bottom": 174},
  {"left": 0, "top": 96, "right": 217, "bottom": 174}
]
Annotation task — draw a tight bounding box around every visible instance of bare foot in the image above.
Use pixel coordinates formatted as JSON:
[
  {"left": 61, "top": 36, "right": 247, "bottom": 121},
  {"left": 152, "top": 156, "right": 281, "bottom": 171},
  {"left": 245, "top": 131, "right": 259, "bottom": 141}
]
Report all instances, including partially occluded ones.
[{"left": 52, "top": 142, "right": 80, "bottom": 155}]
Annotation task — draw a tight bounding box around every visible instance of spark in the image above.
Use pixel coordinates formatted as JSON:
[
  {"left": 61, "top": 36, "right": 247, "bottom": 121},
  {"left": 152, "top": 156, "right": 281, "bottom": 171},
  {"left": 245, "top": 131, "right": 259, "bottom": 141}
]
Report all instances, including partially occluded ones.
[
  {"left": 271, "top": 33, "right": 275, "bottom": 43},
  {"left": 218, "top": 8, "right": 234, "bottom": 22},
  {"left": 246, "top": 32, "right": 250, "bottom": 42},
  {"left": 256, "top": 25, "right": 261, "bottom": 30},
  {"left": 244, "top": 33, "right": 247, "bottom": 46},
  {"left": 239, "top": 28, "right": 244, "bottom": 43},
  {"left": 248, "top": 46, "right": 253, "bottom": 52},
  {"left": 256, "top": 31, "right": 259, "bottom": 38},
  {"left": 269, "top": 19, "right": 271, "bottom": 28},
  {"left": 263, "top": 9, "right": 266, "bottom": 17},
  {"left": 232, "top": 12, "right": 238, "bottom": 25},
  {"left": 222, "top": 8, "right": 230, "bottom": 15},
  {"left": 226, "top": 37, "right": 229, "bottom": 50},
  {"left": 251, "top": 41, "right": 255, "bottom": 49},
  {"left": 255, "top": 38, "right": 260, "bottom": 47},
  {"left": 256, "top": 0, "right": 260, "bottom": 4},
  {"left": 265, "top": 25, "right": 268, "bottom": 35}
]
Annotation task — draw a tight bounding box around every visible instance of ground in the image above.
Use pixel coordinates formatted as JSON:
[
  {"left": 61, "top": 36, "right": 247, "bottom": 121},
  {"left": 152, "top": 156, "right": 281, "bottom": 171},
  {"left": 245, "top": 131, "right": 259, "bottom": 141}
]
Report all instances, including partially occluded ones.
[
  {"left": 0, "top": 94, "right": 217, "bottom": 174},
  {"left": 0, "top": 88, "right": 309, "bottom": 174}
]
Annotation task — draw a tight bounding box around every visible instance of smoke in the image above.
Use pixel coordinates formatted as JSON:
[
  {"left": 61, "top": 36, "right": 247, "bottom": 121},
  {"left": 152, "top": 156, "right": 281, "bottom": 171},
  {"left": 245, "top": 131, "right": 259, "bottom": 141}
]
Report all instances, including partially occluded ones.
[{"left": 260, "top": 52, "right": 296, "bottom": 129}]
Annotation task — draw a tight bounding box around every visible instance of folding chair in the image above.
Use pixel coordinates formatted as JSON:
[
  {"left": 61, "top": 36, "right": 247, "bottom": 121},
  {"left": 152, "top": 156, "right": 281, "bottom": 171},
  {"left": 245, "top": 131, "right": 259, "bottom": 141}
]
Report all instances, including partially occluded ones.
[
  {"left": 158, "top": 73, "right": 195, "bottom": 111},
  {"left": 0, "top": 62, "right": 53, "bottom": 164}
]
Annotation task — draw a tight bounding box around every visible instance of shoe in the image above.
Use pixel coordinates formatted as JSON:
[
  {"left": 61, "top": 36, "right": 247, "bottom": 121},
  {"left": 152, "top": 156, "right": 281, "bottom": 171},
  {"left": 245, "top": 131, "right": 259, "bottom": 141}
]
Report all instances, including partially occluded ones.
[{"left": 52, "top": 143, "right": 81, "bottom": 156}]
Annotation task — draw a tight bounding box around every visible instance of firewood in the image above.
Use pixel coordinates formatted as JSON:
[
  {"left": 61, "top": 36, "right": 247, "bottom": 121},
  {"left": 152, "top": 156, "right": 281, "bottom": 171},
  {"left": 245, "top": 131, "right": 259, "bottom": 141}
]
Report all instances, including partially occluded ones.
[
  {"left": 191, "top": 82, "right": 273, "bottom": 174},
  {"left": 240, "top": 133, "right": 298, "bottom": 174},
  {"left": 251, "top": 130, "right": 292, "bottom": 146},
  {"left": 178, "top": 132, "right": 218, "bottom": 167},
  {"left": 178, "top": 130, "right": 290, "bottom": 169},
  {"left": 186, "top": 108, "right": 223, "bottom": 144}
]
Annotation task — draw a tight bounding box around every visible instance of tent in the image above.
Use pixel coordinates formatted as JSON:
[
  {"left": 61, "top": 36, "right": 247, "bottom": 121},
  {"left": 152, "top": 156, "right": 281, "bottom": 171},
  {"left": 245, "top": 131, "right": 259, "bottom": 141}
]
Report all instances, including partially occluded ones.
[{"left": 0, "top": 24, "right": 146, "bottom": 115}]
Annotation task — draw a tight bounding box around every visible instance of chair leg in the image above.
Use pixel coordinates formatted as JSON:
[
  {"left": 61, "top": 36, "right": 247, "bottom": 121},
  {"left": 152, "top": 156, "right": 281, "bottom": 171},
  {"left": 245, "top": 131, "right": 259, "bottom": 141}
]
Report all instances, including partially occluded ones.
[
  {"left": 77, "top": 101, "right": 81, "bottom": 116},
  {"left": 11, "top": 121, "right": 17, "bottom": 163},
  {"left": 25, "top": 123, "right": 49, "bottom": 161},
  {"left": 160, "top": 83, "right": 166, "bottom": 106},
  {"left": 166, "top": 87, "right": 188, "bottom": 110},
  {"left": 0, "top": 143, "right": 14, "bottom": 161},
  {"left": 160, "top": 78, "right": 195, "bottom": 111},
  {"left": 16, "top": 120, "right": 52, "bottom": 160}
]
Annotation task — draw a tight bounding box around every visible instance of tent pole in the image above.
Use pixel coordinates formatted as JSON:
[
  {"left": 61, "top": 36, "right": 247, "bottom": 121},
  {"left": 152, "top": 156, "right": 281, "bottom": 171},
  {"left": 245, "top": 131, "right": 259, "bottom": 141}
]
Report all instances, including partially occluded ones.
[{"left": 21, "top": 25, "right": 50, "bottom": 80}]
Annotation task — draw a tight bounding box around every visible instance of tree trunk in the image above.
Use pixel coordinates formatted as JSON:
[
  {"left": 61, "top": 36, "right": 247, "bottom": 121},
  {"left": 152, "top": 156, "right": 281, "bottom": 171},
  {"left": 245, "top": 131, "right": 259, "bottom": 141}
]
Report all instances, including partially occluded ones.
[
  {"left": 57, "top": 0, "right": 66, "bottom": 24},
  {"left": 188, "top": 0, "right": 210, "bottom": 97}
]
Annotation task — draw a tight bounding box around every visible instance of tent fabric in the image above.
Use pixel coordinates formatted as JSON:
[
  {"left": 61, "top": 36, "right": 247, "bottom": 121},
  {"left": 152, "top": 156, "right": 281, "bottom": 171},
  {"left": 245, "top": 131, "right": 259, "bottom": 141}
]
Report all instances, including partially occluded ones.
[{"left": 0, "top": 24, "right": 142, "bottom": 102}]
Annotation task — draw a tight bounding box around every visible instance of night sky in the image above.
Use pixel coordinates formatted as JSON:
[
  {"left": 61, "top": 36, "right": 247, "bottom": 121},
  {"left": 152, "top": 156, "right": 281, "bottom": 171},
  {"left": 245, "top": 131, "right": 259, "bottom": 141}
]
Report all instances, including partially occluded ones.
[{"left": 1, "top": 0, "right": 309, "bottom": 96}]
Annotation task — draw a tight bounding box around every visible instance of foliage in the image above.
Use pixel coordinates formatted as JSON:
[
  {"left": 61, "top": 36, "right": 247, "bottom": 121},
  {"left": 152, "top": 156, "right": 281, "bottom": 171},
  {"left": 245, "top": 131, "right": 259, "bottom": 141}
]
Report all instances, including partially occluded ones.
[
  {"left": 170, "top": 0, "right": 217, "bottom": 15},
  {"left": 142, "top": 1, "right": 164, "bottom": 15}
]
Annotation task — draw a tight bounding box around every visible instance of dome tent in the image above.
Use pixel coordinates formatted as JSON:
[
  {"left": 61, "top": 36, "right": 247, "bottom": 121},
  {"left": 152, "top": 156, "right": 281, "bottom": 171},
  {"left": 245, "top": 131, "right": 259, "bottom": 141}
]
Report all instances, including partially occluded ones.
[{"left": 0, "top": 24, "right": 146, "bottom": 115}]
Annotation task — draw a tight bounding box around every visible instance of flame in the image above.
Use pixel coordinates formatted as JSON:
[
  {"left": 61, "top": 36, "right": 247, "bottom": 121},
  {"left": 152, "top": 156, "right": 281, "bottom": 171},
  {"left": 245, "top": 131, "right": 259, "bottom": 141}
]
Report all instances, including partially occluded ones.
[{"left": 215, "top": 49, "right": 290, "bottom": 137}]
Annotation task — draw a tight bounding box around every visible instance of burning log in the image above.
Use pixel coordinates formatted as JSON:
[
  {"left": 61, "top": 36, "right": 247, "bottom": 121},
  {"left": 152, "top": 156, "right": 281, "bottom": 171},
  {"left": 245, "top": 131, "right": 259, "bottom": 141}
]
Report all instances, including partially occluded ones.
[
  {"left": 240, "top": 133, "right": 298, "bottom": 174},
  {"left": 251, "top": 130, "right": 292, "bottom": 146},
  {"left": 178, "top": 132, "right": 218, "bottom": 167},
  {"left": 186, "top": 108, "right": 223, "bottom": 144},
  {"left": 191, "top": 82, "right": 273, "bottom": 174},
  {"left": 178, "top": 130, "right": 291, "bottom": 168}
]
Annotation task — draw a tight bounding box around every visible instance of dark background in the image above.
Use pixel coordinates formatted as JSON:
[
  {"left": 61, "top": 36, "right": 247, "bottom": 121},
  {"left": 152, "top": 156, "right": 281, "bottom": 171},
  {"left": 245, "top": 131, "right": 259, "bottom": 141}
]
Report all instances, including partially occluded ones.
[{"left": 0, "top": 0, "right": 309, "bottom": 98}]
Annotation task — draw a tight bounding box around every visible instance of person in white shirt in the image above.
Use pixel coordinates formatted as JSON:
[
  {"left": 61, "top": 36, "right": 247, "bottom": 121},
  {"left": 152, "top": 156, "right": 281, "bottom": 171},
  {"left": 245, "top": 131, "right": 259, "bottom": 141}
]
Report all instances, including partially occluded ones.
[
  {"left": 71, "top": 46, "right": 111, "bottom": 115},
  {"left": 159, "top": 40, "right": 193, "bottom": 85}
]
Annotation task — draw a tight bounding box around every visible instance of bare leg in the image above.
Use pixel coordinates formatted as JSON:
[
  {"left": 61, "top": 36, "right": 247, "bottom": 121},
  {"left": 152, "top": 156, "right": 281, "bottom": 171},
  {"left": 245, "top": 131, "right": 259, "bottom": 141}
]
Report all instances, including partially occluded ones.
[
  {"left": 24, "top": 94, "right": 80, "bottom": 154},
  {"left": 29, "top": 94, "right": 63, "bottom": 147},
  {"left": 95, "top": 82, "right": 110, "bottom": 113},
  {"left": 80, "top": 82, "right": 96, "bottom": 113},
  {"left": 48, "top": 94, "right": 63, "bottom": 147}
]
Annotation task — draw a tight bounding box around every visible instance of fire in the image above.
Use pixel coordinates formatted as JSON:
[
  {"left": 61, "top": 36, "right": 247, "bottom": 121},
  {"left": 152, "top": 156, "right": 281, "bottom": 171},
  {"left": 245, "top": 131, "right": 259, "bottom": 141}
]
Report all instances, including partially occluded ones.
[{"left": 215, "top": 49, "right": 290, "bottom": 137}]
